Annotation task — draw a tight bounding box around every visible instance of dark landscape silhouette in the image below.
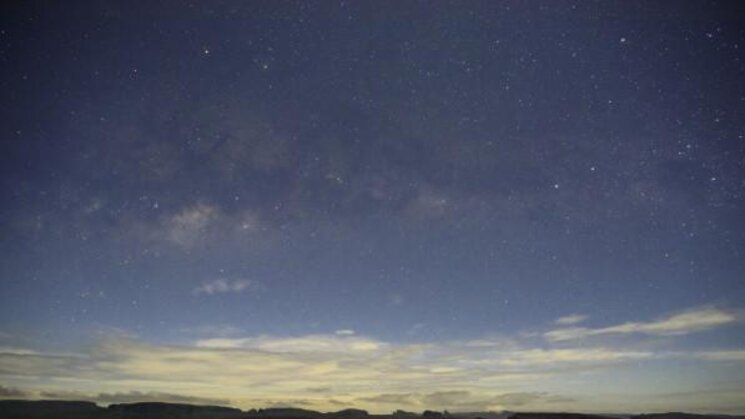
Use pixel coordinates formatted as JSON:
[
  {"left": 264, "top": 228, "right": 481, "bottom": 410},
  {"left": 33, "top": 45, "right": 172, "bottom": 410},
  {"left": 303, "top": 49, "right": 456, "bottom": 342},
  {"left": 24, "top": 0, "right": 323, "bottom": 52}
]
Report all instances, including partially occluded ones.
[{"left": 1, "top": 400, "right": 743, "bottom": 419}]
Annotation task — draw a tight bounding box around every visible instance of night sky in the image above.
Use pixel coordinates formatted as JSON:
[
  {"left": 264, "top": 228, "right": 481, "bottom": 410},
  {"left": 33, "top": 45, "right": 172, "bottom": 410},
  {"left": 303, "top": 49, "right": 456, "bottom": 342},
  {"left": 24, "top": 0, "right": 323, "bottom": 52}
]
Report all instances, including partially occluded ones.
[{"left": 1, "top": 0, "right": 745, "bottom": 414}]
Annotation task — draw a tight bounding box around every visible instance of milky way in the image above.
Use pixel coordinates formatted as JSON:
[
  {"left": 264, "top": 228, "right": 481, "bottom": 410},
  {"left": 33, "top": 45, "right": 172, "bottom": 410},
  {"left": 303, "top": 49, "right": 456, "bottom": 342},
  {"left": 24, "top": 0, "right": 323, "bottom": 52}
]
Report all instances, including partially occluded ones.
[{"left": 1, "top": 1, "right": 744, "bottom": 413}]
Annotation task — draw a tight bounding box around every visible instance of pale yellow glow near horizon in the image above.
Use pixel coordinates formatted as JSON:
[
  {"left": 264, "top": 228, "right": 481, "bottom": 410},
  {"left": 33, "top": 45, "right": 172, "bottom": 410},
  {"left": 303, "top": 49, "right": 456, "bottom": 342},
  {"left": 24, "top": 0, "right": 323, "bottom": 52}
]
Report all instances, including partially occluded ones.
[{"left": 1, "top": 307, "right": 744, "bottom": 414}]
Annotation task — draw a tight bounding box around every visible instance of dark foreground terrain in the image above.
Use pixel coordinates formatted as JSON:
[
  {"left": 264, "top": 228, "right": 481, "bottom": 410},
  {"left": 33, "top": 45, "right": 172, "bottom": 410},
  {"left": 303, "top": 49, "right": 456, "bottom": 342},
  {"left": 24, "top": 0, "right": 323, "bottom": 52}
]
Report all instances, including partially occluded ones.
[{"left": 0, "top": 401, "right": 742, "bottom": 419}]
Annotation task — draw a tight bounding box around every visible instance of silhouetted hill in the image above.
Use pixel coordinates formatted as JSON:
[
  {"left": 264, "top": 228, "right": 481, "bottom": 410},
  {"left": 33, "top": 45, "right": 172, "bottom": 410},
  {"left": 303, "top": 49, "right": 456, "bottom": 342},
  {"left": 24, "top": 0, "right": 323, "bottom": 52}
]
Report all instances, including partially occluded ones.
[
  {"left": 631, "top": 414, "right": 745, "bottom": 419},
  {"left": 0, "top": 400, "right": 102, "bottom": 419},
  {"left": 507, "top": 413, "right": 618, "bottom": 419},
  {"left": 451, "top": 411, "right": 513, "bottom": 419},
  {"left": 1, "top": 401, "right": 744, "bottom": 419},
  {"left": 330, "top": 408, "right": 369, "bottom": 417},
  {"left": 249, "top": 408, "right": 326, "bottom": 419},
  {"left": 108, "top": 401, "right": 243, "bottom": 418},
  {"left": 392, "top": 410, "right": 420, "bottom": 419}
]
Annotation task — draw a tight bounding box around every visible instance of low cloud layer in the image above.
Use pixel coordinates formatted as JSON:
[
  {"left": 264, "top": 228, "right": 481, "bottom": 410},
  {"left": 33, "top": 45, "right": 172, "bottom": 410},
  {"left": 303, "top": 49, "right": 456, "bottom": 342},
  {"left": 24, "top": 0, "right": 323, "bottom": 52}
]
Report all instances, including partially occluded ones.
[
  {"left": 356, "top": 390, "right": 571, "bottom": 411},
  {"left": 0, "top": 385, "right": 30, "bottom": 398},
  {"left": 545, "top": 307, "right": 737, "bottom": 342},
  {"left": 554, "top": 315, "right": 588, "bottom": 326},
  {"left": 193, "top": 279, "right": 255, "bottom": 296},
  {"left": 0, "top": 306, "right": 742, "bottom": 413},
  {"left": 1, "top": 388, "right": 228, "bottom": 406}
]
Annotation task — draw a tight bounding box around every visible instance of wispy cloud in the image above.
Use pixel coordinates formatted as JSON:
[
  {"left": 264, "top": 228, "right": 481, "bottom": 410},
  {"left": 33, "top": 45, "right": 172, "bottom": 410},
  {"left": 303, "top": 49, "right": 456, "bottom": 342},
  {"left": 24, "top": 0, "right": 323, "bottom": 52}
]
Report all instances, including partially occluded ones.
[
  {"left": 356, "top": 393, "right": 417, "bottom": 405},
  {"left": 492, "top": 392, "right": 575, "bottom": 407},
  {"left": 545, "top": 307, "right": 736, "bottom": 341},
  {"left": 497, "top": 348, "right": 654, "bottom": 366},
  {"left": 422, "top": 391, "right": 472, "bottom": 406},
  {"left": 554, "top": 314, "right": 588, "bottom": 326},
  {"left": 15, "top": 388, "right": 230, "bottom": 406},
  {"left": 193, "top": 279, "right": 254, "bottom": 296},
  {"left": 695, "top": 349, "right": 745, "bottom": 361},
  {"left": 0, "top": 385, "right": 31, "bottom": 398},
  {"left": 357, "top": 391, "right": 575, "bottom": 411},
  {"left": 194, "top": 334, "right": 384, "bottom": 353},
  {"left": 182, "top": 324, "right": 244, "bottom": 337}
]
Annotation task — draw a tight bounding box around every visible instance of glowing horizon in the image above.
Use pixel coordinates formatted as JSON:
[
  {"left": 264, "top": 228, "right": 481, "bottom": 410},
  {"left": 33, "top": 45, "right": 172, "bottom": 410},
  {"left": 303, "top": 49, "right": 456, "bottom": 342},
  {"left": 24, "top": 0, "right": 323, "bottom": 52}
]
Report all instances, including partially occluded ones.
[{"left": 2, "top": 306, "right": 744, "bottom": 413}]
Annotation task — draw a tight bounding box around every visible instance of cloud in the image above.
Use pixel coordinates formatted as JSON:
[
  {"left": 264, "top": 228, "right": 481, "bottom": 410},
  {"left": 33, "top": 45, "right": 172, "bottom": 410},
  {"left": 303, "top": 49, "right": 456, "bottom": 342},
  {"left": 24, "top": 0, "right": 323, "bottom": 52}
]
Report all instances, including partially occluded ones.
[
  {"left": 497, "top": 348, "right": 654, "bottom": 366},
  {"left": 554, "top": 314, "right": 588, "bottom": 326},
  {"left": 34, "top": 389, "right": 229, "bottom": 406},
  {"left": 0, "top": 347, "right": 88, "bottom": 377},
  {"left": 545, "top": 307, "right": 736, "bottom": 341},
  {"left": 0, "top": 385, "right": 31, "bottom": 398},
  {"left": 193, "top": 279, "right": 254, "bottom": 295},
  {"left": 0, "top": 347, "right": 40, "bottom": 356},
  {"left": 695, "top": 349, "right": 745, "bottom": 361},
  {"left": 182, "top": 324, "right": 244, "bottom": 337},
  {"left": 194, "top": 334, "right": 384, "bottom": 353},
  {"left": 356, "top": 391, "right": 574, "bottom": 411},
  {"left": 491, "top": 392, "right": 576, "bottom": 407},
  {"left": 0, "top": 333, "right": 673, "bottom": 412},
  {"left": 356, "top": 393, "right": 417, "bottom": 405},
  {"left": 422, "top": 391, "right": 471, "bottom": 406},
  {"left": 0, "top": 334, "right": 597, "bottom": 409},
  {"left": 94, "top": 390, "right": 230, "bottom": 406},
  {"left": 1, "top": 306, "right": 744, "bottom": 412},
  {"left": 262, "top": 399, "right": 315, "bottom": 408},
  {"left": 335, "top": 330, "right": 356, "bottom": 336}
]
